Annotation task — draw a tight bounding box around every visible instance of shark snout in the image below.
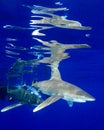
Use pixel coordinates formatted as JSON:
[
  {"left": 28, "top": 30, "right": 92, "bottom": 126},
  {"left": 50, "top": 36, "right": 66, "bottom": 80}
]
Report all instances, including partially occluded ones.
[
  {"left": 85, "top": 95, "right": 95, "bottom": 101},
  {"left": 76, "top": 90, "right": 95, "bottom": 102}
]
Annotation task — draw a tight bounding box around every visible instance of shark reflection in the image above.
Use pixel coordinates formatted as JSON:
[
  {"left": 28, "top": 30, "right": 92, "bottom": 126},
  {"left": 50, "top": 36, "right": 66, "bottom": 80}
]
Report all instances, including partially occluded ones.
[
  {"left": 23, "top": 4, "right": 92, "bottom": 37},
  {"left": 26, "top": 4, "right": 91, "bottom": 30},
  {"left": 30, "top": 15, "right": 91, "bottom": 30},
  {"left": 23, "top": 4, "right": 68, "bottom": 14},
  {"left": 33, "top": 38, "right": 91, "bottom": 64}
]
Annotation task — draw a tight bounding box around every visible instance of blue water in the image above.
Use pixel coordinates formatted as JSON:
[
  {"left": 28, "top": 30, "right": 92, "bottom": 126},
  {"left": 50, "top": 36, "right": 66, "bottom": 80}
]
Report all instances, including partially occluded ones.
[{"left": 0, "top": 0, "right": 104, "bottom": 130}]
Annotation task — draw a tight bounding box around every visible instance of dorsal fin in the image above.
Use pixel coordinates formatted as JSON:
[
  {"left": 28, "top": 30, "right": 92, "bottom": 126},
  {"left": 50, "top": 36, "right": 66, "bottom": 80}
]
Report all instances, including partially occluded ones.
[{"left": 50, "top": 62, "right": 62, "bottom": 80}]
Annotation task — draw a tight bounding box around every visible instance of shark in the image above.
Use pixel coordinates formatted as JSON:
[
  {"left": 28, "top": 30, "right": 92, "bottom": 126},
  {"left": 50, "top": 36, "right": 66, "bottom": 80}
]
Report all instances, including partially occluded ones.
[
  {"left": 32, "top": 38, "right": 95, "bottom": 112},
  {"left": 32, "top": 62, "right": 95, "bottom": 112},
  {"left": 1, "top": 87, "right": 43, "bottom": 112}
]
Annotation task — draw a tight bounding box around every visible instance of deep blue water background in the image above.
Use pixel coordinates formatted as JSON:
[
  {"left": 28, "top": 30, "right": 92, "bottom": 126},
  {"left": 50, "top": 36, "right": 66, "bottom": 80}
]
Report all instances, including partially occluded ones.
[{"left": 0, "top": 0, "right": 104, "bottom": 130}]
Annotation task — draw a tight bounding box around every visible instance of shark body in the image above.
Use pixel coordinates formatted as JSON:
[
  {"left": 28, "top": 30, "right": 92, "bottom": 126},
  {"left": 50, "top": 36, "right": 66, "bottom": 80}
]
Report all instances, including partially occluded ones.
[{"left": 33, "top": 78, "right": 95, "bottom": 112}]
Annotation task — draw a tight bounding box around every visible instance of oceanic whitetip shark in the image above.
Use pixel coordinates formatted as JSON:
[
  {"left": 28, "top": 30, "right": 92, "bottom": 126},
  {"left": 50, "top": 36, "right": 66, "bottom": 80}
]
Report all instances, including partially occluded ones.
[
  {"left": 32, "top": 66, "right": 95, "bottom": 112},
  {"left": 1, "top": 87, "right": 43, "bottom": 112},
  {"left": 32, "top": 38, "right": 95, "bottom": 112}
]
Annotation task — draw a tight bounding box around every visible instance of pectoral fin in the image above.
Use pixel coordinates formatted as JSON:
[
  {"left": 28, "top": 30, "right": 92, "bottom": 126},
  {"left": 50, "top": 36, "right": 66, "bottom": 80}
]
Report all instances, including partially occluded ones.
[
  {"left": 1, "top": 102, "right": 23, "bottom": 112},
  {"left": 67, "top": 101, "right": 73, "bottom": 107},
  {"left": 33, "top": 95, "right": 61, "bottom": 112}
]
